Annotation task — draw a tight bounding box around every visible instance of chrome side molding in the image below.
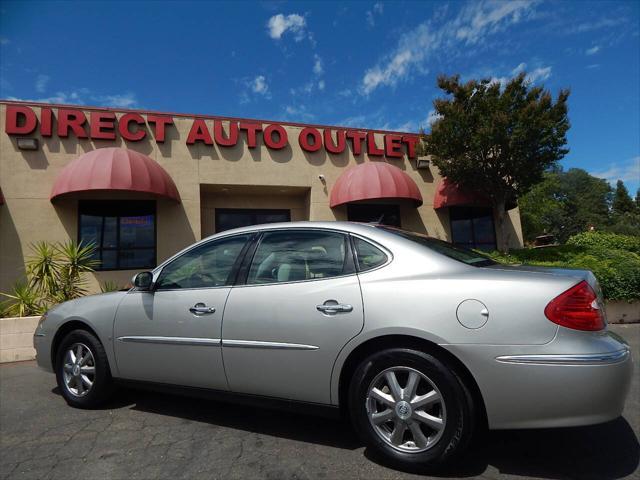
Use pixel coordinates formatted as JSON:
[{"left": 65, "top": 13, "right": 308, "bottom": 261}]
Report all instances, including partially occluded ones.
[
  {"left": 117, "top": 336, "right": 221, "bottom": 347},
  {"left": 496, "top": 348, "right": 630, "bottom": 366},
  {"left": 222, "top": 339, "right": 319, "bottom": 350},
  {"left": 116, "top": 336, "right": 319, "bottom": 351}
]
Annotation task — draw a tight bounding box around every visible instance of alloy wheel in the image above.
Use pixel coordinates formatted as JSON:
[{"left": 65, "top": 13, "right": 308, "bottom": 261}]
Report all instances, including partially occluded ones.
[
  {"left": 62, "top": 343, "right": 96, "bottom": 397},
  {"left": 366, "top": 367, "right": 446, "bottom": 453}
]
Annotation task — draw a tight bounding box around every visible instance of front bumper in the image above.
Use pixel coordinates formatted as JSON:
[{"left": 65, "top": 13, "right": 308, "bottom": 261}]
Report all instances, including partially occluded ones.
[
  {"left": 445, "top": 330, "right": 634, "bottom": 430},
  {"left": 33, "top": 332, "right": 54, "bottom": 373}
]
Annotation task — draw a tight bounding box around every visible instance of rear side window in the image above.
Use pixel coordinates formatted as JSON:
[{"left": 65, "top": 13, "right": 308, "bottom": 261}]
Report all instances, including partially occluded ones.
[
  {"left": 353, "top": 237, "right": 388, "bottom": 272},
  {"left": 247, "top": 230, "right": 349, "bottom": 284}
]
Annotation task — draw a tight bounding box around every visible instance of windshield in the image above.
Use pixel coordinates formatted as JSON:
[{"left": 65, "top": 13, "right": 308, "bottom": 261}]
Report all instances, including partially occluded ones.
[{"left": 377, "top": 226, "right": 497, "bottom": 267}]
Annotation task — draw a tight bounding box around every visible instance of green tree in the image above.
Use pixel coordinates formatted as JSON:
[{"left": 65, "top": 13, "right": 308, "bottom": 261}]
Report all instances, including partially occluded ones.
[
  {"left": 421, "top": 73, "right": 570, "bottom": 251},
  {"left": 519, "top": 168, "right": 611, "bottom": 243},
  {"left": 612, "top": 180, "right": 636, "bottom": 215}
]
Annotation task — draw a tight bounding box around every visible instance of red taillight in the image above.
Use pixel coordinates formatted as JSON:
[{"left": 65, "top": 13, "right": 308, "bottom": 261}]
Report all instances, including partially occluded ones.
[{"left": 544, "top": 280, "right": 605, "bottom": 331}]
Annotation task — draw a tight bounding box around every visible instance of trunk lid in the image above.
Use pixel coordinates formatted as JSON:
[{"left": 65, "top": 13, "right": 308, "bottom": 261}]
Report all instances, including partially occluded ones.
[{"left": 486, "top": 264, "right": 605, "bottom": 309}]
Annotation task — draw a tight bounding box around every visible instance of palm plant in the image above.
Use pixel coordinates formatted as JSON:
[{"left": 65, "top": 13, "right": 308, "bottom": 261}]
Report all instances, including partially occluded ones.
[
  {"left": 26, "top": 241, "right": 60, "bottom": 300},
  {"left": 55, "top": 241, "right": 101, "bottom": 301},
  {"left": 0, "top": 280, "right": 45, "bottom": 317},
  {"left": 2, "top": 241, "right": 99, "bottom": 317}
]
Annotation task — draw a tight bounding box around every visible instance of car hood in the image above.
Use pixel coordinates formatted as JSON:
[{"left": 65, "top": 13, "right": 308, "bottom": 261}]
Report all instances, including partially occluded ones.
[{"left": 50, "top": 290, "right": 129, "bottom": 314}]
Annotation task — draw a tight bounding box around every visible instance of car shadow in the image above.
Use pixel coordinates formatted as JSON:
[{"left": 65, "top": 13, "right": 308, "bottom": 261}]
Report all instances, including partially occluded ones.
[
  {"left": 366, "top": 417, "right": 639, "bottom": 479},
  {"left": 52, "top": 386, "right": 639, "bottom": 478}
]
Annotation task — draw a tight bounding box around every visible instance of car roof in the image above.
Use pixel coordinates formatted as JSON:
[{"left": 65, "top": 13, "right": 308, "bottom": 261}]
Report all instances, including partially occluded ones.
[{"left": 201, "top": 221, "right": 386, "bottom": 240}]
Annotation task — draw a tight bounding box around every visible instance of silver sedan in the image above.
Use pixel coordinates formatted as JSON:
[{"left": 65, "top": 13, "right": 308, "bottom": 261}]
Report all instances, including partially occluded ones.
[{"left": 33, "top": 222, "right": 633, "bottom": 470}]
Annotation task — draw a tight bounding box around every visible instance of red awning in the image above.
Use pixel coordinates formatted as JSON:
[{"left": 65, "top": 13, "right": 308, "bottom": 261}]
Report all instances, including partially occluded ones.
[
  {"left": 330, "top": 162, "right": 423, "bottom": 208},
  {"left": 433, "top": 179, "right": 489, "bottom": 209},
  {"left": 50, "top": 147, "right": 180, "bottom": 202}
]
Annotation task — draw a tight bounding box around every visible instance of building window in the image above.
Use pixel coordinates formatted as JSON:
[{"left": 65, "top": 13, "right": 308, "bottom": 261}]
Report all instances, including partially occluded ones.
[
  {"left": 215, "top": 208, "right": 290, "bottom": 233},
  {"left": 78, "top": 201, "right": 156, "bottom": 271},
  {"left": 347, "top": 204, "right": 401, "bottom": 227},
  {"left": 449, "top": 206, "right": 496, "bottom": 251}
]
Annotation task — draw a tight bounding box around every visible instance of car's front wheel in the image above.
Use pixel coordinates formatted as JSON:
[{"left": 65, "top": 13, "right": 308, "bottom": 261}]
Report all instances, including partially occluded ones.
[
  {"left": 55, "top": 329, "right": 114, "bottom": 408},
  {"left": 348, "top": 348, "right": 474, "bottom": 471}
]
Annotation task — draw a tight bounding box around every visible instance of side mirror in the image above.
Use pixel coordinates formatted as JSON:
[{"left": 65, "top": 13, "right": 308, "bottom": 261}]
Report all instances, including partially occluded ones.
[{"left": 133, "top": 271, "right": 153, "bottom": 291}]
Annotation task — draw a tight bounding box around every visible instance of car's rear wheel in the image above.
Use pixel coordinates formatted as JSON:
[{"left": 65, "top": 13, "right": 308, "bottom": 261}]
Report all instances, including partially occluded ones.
[
  {"left": 55, "top": 329, "right": 114, "bottom": 408},
  {"left": 348, "top": 348, "right": 474, "bottom": 471}
]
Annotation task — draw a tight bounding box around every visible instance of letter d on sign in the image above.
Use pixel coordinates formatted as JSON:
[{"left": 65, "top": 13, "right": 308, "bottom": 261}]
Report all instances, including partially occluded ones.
[{"left": 5, "top": 106, "right": 38, "bottom": 135}]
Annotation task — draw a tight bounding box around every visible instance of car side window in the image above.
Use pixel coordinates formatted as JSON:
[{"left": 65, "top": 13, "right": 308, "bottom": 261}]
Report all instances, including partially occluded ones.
[
  {"left": 247, "top": 230, "right": 348, "bottom": 284},
  {"left": 155, "top": 234, "right": 250, "bottom": 290},
  {"left": 353, "top": 237, "right": 388, "bottom": 272}
]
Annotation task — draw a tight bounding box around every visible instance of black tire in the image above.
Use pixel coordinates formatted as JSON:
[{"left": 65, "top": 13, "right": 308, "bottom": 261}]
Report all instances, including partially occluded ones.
[
  {"left": 348, "top": 348, "right": 475, "bottom": 472},
  {"left": 55, "top": 329, "right": 114, "bottom": 408}
]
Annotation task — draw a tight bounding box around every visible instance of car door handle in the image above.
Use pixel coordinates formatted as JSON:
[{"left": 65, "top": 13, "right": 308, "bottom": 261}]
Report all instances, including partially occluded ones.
[
  {"left": 189, "top": 303, "right": 216, "bottom": 315},
  {"left": 316, "top": 302, "right": 353, "bottom": 314}
]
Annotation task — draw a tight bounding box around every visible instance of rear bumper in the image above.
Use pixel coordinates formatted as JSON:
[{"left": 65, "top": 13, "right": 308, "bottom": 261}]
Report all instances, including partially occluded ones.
[
  {"left": 495, "top": 348, "right": 630, "bottom": 366},
  {"left": 444, "top": 331, "right": 634, "bottom": 430}
]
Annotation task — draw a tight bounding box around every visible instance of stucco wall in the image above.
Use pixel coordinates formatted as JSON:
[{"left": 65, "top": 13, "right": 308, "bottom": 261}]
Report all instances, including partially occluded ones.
[{"left": 0, "top": 102, "right": 524, "bottom": 294}]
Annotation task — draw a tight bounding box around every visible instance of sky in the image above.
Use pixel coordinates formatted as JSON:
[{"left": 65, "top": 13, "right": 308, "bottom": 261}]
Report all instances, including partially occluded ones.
[{"left": 0, "top": 0, "right": 638, "bottom": 193}]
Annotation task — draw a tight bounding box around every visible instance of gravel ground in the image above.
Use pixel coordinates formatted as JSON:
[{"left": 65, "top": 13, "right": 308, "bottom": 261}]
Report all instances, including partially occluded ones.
[{"left": 1, "top": 324, "right": 638, "bottom": 480}]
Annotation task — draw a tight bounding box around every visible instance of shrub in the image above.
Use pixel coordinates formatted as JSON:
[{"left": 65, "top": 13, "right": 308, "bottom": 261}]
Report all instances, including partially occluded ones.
[
  {"left": 0, "top": 281, "right": 45, "bottom": 317},
  {"left": 566, "top": 231, "right": 640, "bottom": 254},
  {"left": 101, "top": 281, "right": 122, "bottom": 293},
  {"left": 485, "top": 245, "right": 640, "bottom": 301},
  {"left": 1, "top": 241, "right": 99, "bottom": 317}
]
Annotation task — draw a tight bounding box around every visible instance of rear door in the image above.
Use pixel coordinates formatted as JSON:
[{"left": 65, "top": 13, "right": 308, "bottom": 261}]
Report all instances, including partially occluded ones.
[
  {"left": 221, "top": 229, "right": 364, "bottom": 404},
  {"left": 113, "top": 234, "right": 251, "bottom": 389}
]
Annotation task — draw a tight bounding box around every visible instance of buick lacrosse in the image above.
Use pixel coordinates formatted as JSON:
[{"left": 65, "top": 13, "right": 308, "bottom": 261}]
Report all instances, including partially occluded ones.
[{"left": 34, "top": 222, "right": 633, "bottom": 469}]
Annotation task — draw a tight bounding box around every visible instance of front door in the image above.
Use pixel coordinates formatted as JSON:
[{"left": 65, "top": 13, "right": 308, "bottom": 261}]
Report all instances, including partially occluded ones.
[
  {"left": 221, "top": 229, "right": 364, "bottom": 404},
  {"left": 113, "top": 234, "right": 251, "bottom": 389}
]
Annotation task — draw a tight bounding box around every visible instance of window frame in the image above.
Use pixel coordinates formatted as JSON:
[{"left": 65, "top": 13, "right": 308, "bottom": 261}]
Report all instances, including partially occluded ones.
[
  {"left": 77, "top": 200, "right": 157, "bottom": 272},
  {"left": 448, "top": 206, "right": 497, "bottom": 251},
  {"left": 215, "top": 208, "right": 291, "bottom": 233},
  {"left": 152, "top": 233, "right": 256, "bottom": 292},
  {"left": 349, "top": 233, "right": 393, "bottom": 274},
  {"left": 346, "top": 203, "right": 402, "bottom": 227},
  {"left": 235, "top": 228, "right": 357, "bottom": 287}
]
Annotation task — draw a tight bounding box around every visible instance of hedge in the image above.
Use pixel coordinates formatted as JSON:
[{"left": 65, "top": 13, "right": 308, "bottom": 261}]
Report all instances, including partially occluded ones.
[
  {"left": 485, "top": 237, "right": 640, "bottom": 302},
  {"left": 566, "top": 231, "right": 640, "bottom": 254}
]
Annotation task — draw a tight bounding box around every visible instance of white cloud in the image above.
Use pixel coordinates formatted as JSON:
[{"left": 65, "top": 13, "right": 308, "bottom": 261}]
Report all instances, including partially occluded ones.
[
  {"left": 360, "top": 0, "right": 537, "bottom": 94},
  {"left": 568, "top": 17, "right": 626, "bottom": 34},
  {"left": 7, "top": 89, "right": 139, "bottom": 108},
  {"left": 585, "top": 45, "right": 600, "bottom": 55},
  {"left": 366, "top": 2, "right": 384, "bottom": 27},
  {"left": 251, "top": 75, "right": 269, "bottom": 95},
  {"left": 490, "top": 62, "right": 552, "bottom": 86},
  {"left": 267, "top": 13, "right": 307, "bottom": 41},
  {"left": 455, "top": 0, "right": 535, "bottom": 44},
  {"left": 313, "top": 55, "right": 324, "bottom": 75},
  {"left": 0, "top": 37, "right": 9, "bottom": 46},
  {"left": 283, "top": 104, "right": 315, "bottom": 121},
  {"left": 427, "top": 108, "right": 441, "bottom": 126},
  {"left": 591, "top": 157, "right": 640, "bottom": 186},
  {"left": 527, "top": 66, "right": 552, "bottom": 82},
  {"left": 94, "top": 93, "right": 138, "bottom": 108},
  {"left": 318, "top": 79, "right": 325, "bottom": 90},
  {"left": 35, "top": 74, "right": 50, "bottom": 93}
]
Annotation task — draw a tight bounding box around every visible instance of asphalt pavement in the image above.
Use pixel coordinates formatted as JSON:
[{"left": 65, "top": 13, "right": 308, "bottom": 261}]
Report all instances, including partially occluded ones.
[{"left": 1, "top": 324, "right": 638, "bottom": 480}]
